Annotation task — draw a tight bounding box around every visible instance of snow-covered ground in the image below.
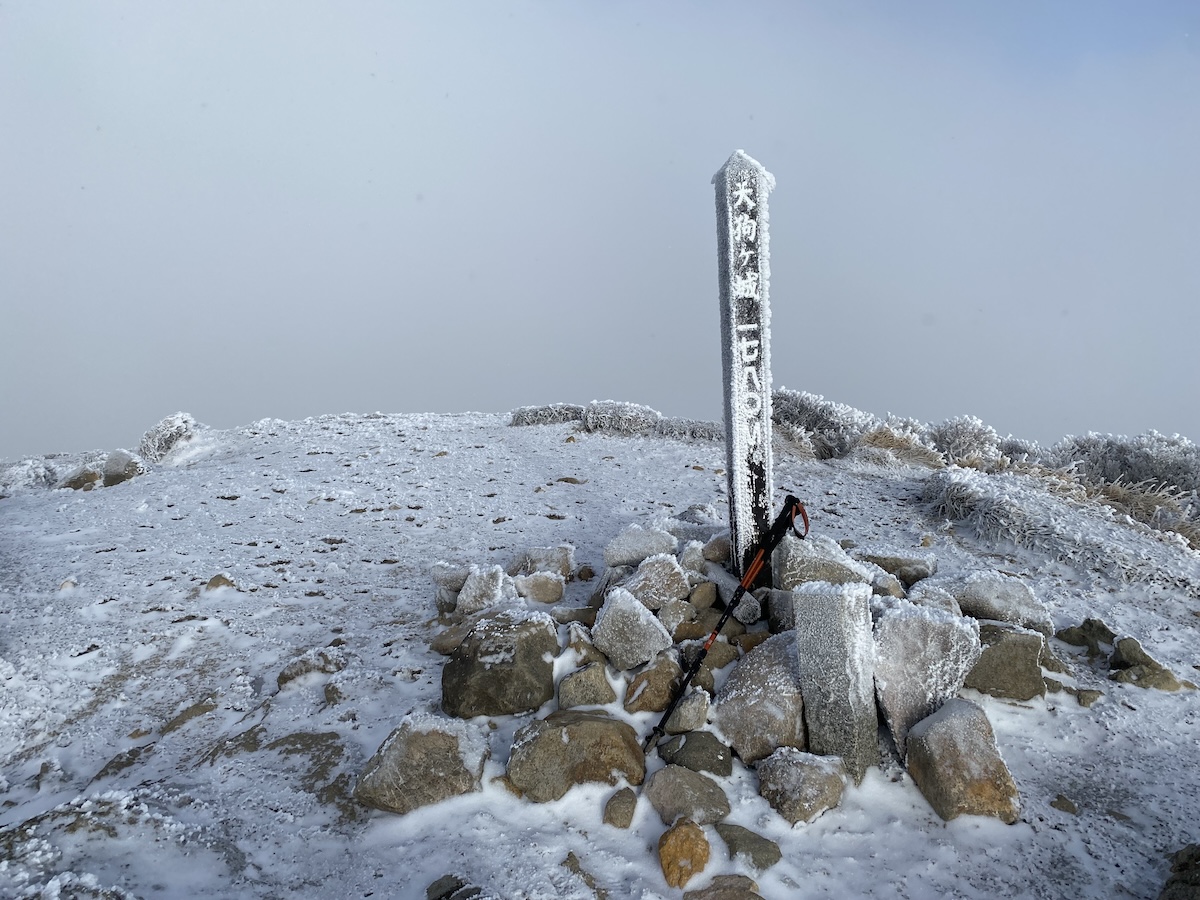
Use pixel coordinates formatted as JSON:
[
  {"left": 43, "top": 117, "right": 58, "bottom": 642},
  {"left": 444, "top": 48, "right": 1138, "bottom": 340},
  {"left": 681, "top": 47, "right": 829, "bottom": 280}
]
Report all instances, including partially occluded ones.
[{"left": 1, "top": 410, "right": 1197, "bottom": 899}]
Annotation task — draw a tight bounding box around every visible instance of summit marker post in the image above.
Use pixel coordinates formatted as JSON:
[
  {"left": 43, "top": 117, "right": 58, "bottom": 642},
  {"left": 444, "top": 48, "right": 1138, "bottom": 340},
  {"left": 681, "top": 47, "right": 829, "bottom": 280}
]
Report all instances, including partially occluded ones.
[{"left": 714, "top": 150, "right": 775, "bottom": 585}]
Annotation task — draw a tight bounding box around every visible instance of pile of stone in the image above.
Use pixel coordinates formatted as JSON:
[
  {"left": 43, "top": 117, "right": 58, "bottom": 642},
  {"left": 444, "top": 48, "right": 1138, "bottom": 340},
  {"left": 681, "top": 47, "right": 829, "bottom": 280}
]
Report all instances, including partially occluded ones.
[{"left": 354, "top": 514, "right": 1190, "bottom": 892}]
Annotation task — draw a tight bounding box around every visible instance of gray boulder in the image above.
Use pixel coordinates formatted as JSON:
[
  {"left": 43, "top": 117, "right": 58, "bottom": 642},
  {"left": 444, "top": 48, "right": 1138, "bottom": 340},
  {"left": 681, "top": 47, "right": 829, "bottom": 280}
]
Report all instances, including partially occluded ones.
[
  {"left": 873, "top": 600, "right": 982, "bottom": 755},
  {"left": 1110, "top": 637, "right": 1185, "bottom": 691},
  {"left": 905, "top": 698, "right": 1020, "bottom": 824},
  {"left": 963, "top": 622, "right": 1046, "bottom": 701},
  {"left": 455, "top": 565, "right": 519, "bottom": 616},
  {"left": 604, "top": 523, "right": 678, "bottom": 568},
  {"left": 948, "top": 571, "right": 1052, "bottom": 636},
  {"left": 506, "top": 709, "right": 644, "bottom": 802},
  {"left": 658, "top": 731, "right": 733, "bottom": 777},
  {"left": 592, "top": 587, "right": 673, "bottom": 671},
  {"left": 507, "top": 544, "right": 575, "bottom": 579},
  {"left": 624, "top": 651, "right": 683, "bottom": 713},
  {"left": 665, "top": 689, "right": 711, "bottom": 734},
  {"left": 853, "top": 550, "right": 937, "bottom": 587},
  {"left": 644, "top": 764, "right": 731, "bottom": 825},
  {"left": 773, "top": 533, "right": 874, "bottom": 590},
  {"left": 1158, "top": 844, "right": 1200, "bottom": 900},
  {"left": 625, "top": 553, "right": 692, "bottom": 610},
  {"left": 558, "top": 662, "right": 617, "bottom": 708},
  {"left": 714, "top": 631, "right": 806, "bottom": 764},
  {"left": 355, "top": 714, "right": 488, "bottom": 814},
  {"left": 513, "top": 572, "right": 565, "bottom": 604},
  {"left": 756, "top": 747, "right": 845, "bottom": 824},
  {"left": 713, "top": 823, "right": 781, "bottom": 871},
  {"left": 604, "top": 786, "right": 638, "bottom": 829},
  {"left": 103, "top": 449, "right": 145, "bottom": 487},
  {"left": 441, "top": 607, "right": 558, "bottom": 718},
  {"left": 793, "top": 582, "right": 880, "bottom": 783}
]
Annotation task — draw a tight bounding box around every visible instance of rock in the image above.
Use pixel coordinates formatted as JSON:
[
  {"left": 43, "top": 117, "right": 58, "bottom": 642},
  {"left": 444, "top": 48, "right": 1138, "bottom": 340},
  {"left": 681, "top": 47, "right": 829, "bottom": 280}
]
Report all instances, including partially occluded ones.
[
  {"left": 755, "top": 747, "right": 845, "bottom": 824},
  {"left": 589, "top": 566, "right": 633, "bottom": 607},
  {"left": 660, "top": 598, "right": 698, "bottom": 637},
  {"left": 624, "top": 651, "right": 683, "bottom": 713},
  {"left": 658, "top": 731, "right": 733, "bottom": 777},
  {"left": 1055, "top": 617, "right": 1117, "bottom": 658},
  {"left": 355, "top": 714, "right": 488, "bottom": 815},
  {"left": 205, "top": 573, "right": 237, "bottom": 592},
  {"left": 659, "top": 818, "right": 710, "bottom": 889},
  {"left": 772, "top": 533, "right": 874, "bottom": 590},
  {"left": 1051, "top": 794, "right": 1078, "bottom": 815},
  {"left": 713, "top": 823, "right": 781, "bottom": 871},
  {"left": 714, "top": 631, "right": 806, "bottom": 764},
  {"left": 683, "top": 874, "right": 766, "bottom": 900},
  {"left": 644, "top": 764, "right": 731, "bottom": 825},
  {"left": 963, "top": 622, "right": 1046, "bottom": 701},
  {"left": 435, "top": 585, "right": 460, "bottom": 616},
  {"left": 1158, "top": 844, "right": 1200, "bottom": 900},
  {"left": 1076, "top": 689, "right": 1104, "bottom": 707},
  {"left": 592, "top": 587, "right": 673, "bottom": 671},
  {"left": 625, "top": 553, "right": 692, "bottom": 609},
  {"left": 678, "top": 639, "right": 739, "bottom": 696},
  {"left": 735, "top": 631, "right": 771, "bottom": 654},
  {"left": 665, "top": 689, "right": 710, "bottom": 734},
  {"left": 605, "top": 524, "right": 678, "bottom": 568},
  {"left": 455, "top": 565, "right": 519, "bottom": 616},
  {"left": 906, "top": 583, "right": 964, "bottom": 617},
  {"left": 102, "top": 449, "right": 144, "bottom": 487},
  {"left": 431, "top": 561, "right": 472, "bottom": 593},
  {"left": 59, "top": 463, "right": 102, "bottom": 491},
  {"left": 1110, "top": 637, "right": 1184, "bottom": 691},
  {"left": 426, "top": 874, "right": 480, "bottom": 900},
  {"left": 764, "top": 589, "right": 796, "bottom": 633},
  {"left": 550, "top": 605, "right": 597, "bottom": 627},
  {"left": 558, "top": 662, "right": 617, "bottom": 708},
  {"left": 441, "top": 607, "right": 558, "bottom": 718},
  {"left": 513, "top": 571, "right": 565, "bottom": 604},
  {"left": 680, "top": 540, "right": 708, "bottom": 582},
  {"left": 604, "top": 786, "right": 637, "bottom": 828},
  {"left": 703, "top": 534, "right": 731, "bottom": 564},
  {"left": 507, "top": 544, "right": 575, "bottom": 579},
  {"left": 948, "top": 571, "right": 1052, "bottom": 636},
  {"left": 278, "top": 646, "right": 347, "bottom": 690},
  {"left": 565, "top": 622, "right": 606, "bottom": 667},
  {"left": 853, "top": 550, "right": 937, "bottom": 587},
  {"left": 690, "top": 581, "right": 719, "bottom": 610},
  {"left": 873, "top": 600, "right": 982, "bottom": 756},
  {"left": 905, "top": 698, "right": 1020, "bottom": 824},
  {"left": 792, "top": 582, "right": 880, "bottom": 783},
  {"left": 871, "top": 572, "right": 906, "bottom": 599},
  {"left": 506, "top": 709, "right": 644, "bottom": 802}
]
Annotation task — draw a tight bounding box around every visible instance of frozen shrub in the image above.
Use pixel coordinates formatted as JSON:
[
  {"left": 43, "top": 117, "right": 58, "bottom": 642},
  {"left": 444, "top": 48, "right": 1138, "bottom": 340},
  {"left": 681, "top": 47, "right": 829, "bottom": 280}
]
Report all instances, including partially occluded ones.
[
  {"left": 998, "top": 436, "right": 1042, "bottom": 463},
  {"left": 655, "top": 417, "right": 723, "bottom": 442},
  {"left": 1048, "top": 431, "right": 1200, "bottom": 495},
  {"left": 856, "top": 425, "right": 944, "bottom": 469},
  {"left": 0, "top": 457, "right": 60, "bottom": 493},
  {"left": 139, "top": 412, "right": 200, "bottom": 463},
  {"left": 508, "top": 404, "right": 586, "bottom": 427},
  {"left": 581, "top": 401, "right": 661, "bottom": 436},
  {"left": 928, "top": 415, "right": 1001, "bottom": 466},
  {"left": 772, "top": 390, "right": 880, "bottom": 459}
]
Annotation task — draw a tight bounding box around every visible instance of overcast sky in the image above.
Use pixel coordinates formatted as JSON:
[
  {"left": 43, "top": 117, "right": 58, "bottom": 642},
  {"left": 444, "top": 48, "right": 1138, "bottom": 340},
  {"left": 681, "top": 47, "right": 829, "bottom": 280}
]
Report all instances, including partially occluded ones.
[{"left": 2, "top": 1, "right": 1198, "bottom": 461}]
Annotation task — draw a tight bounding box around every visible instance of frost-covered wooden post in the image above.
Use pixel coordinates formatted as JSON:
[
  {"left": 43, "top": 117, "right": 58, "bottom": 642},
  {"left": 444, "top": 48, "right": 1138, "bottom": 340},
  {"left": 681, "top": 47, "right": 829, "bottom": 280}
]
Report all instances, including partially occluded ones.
[{"left": 714, "top": 150, "right": 775, "bottom": 584}]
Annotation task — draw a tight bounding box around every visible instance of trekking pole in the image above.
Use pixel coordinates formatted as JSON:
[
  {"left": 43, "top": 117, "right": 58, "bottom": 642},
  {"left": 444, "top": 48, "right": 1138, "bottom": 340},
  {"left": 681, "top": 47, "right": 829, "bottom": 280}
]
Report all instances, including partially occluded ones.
[{"left": 641, "top": 494, "right": 809, "bottom": 753}]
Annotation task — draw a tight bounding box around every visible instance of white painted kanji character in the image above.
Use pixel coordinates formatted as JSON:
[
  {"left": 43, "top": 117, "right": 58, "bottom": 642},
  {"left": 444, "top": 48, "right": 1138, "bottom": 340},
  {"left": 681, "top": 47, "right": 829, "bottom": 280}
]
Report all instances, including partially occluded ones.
[
  {"left": 732, "top": 179, "right": 756, "bottom": 210},
  {"left": 731, "top": 271, "right": 759, "bottom": 299},
  {"left": 738, "top": 247, "right": 756, "bottom": 267},
  {"left": 733, "top": 213, "right": 757, "bottom": 242}
]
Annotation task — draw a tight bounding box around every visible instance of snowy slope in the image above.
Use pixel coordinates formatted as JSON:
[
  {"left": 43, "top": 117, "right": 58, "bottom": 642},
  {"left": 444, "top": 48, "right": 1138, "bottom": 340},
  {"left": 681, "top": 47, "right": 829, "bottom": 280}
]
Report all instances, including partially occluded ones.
[{"left": 1, "top": 411, "right": 1198, "bottom": 899}]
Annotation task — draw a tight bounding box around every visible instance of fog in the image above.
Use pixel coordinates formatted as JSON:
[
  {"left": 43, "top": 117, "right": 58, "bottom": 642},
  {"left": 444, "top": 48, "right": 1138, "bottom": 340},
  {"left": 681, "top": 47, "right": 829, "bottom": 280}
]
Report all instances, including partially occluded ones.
[{"left": 2, "top": 1, "right": 1197, "bottom": 460}]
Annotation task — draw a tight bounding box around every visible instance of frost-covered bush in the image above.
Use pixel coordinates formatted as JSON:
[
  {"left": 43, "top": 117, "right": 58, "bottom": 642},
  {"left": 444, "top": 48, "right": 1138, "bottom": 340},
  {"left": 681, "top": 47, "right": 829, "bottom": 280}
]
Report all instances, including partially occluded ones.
[
  {"left": 998, "top": 436, "right": 1042, "bottom": 463},
  {"left": 927, "top": 415, "right": 1002, "bottom": 467},
  {"left": 856, "top": 425, "right": 945, "bottom": 469},
  {"left": 508, "top": 404, "right": 586, "bottom": 427},
  {"left": 0, "top": 456, "right": 60, "bottom": 494},
  {"left": 1048, "top": 431, "right": 1200, "bottom": 495},
  {"left": 139, "top": 412, "right": 200, "bottom": 463},
  {"left": 580, "top": 401, "right": 662, "bottom": 436},
  {"left": 655, "top": 417, "right": 723, "bottom": 442},
  {"left": 772, "top": 390, "right": 880, "bottom": 459}
]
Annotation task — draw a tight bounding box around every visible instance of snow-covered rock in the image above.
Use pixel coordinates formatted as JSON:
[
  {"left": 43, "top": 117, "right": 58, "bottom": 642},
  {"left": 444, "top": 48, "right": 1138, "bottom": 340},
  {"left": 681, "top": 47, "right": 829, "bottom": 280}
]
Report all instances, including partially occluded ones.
[
  {"left": 644, "top": 764, "right": 730, "bottom": 826},
  {"left": 773, "top": 533, "right": 874, "bottom": 590},
  {"left": 455, "top": 565, "right": 519, "bottom": 616},
  {"left": 714, "top": 631, "right": 805, "bottom": 765},
  {"left": 948, "top": 571, "right": 1053, "bottom": 636},
  {"left": 624, "top": 553, "right": 691, "bottom": 610},
  {"left": 440, "top": 607, "right": 558, "bottom": 718},
  {"left": 755, "top": 748, "right": 845, "bottom": 825},
  {"left": 506, "top": 709, "right": 644, "bottom": 802},
  {"left": 792, "top": 582, "right": 879, "bottom": 783},
  {"left": 355, "top": 714, "right": 488, "bottom": 815},
  {"left": 905, "top": 698, "right": 1020, "bottom": 825},
  {"left": 592, "top": 587, "right": 673, "bottom": 671},
  {"left": 873, "top": 601, "right": 981, "bottom": 756},
  {"left": 963, "top": 622, "right": 1047, "bottom": 701},
  {"left": 604, "top": 523, "right": 678, "bottom": 568}
]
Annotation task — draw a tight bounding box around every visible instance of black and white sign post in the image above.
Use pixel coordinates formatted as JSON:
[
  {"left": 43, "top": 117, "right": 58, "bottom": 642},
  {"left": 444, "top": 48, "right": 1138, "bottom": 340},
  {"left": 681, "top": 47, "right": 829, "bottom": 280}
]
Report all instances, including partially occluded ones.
[{"left": 714, "top": 150, "right": 775, "bottom": 585}]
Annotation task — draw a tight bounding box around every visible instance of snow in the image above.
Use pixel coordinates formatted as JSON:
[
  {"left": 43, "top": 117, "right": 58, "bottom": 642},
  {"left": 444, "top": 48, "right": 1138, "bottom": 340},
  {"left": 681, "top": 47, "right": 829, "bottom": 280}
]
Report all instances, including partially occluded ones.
[{"left": 1, "top": 409, "right": 1198, "bottom": 898}]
